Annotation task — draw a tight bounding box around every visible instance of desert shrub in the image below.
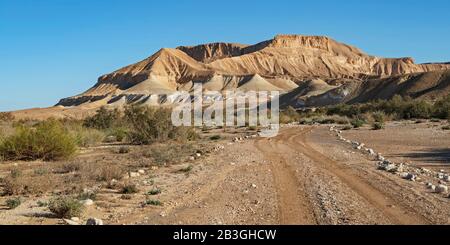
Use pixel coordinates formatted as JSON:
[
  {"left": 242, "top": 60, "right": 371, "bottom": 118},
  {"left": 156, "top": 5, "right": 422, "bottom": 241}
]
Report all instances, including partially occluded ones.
[
  {"left": 170, "top": 126, "right": 199, "bottom": 142},
  {"left": 209, "top": 135, "right": 221, "bottom": 141},
  {"left": 117, "top": 146, "right": 130, "bottom": 154},
  {"left": 106, "top": 127, "right": 128, "bottom": 142},
  {"left": 433, "top": 95, "right": 450, "bottom": 119},
  {"left": 179, "top": 165, "right": 193, "bottom": 173},
  {"left": 442, "top": 125, "right": 450, "bottom": 130},
  {"left": 1, "top": 177, "right": 23, "bottom": 196},
  {"left": 77, "top": 191, "right": 97, "bottom": 201},
  {"left": 33, "top": 167, "right": 49, "bottom": 176},
  {"left": 148, "top": 147, "right": 174, "bottom": 165},
  {"left": 0, "top": 120, "right": 77, "bottom": 161},
  {"left": 124, "top": 106, "right": 198, "bottom": 144},
  {"left": 72, "top": 127, "right": 105, "bottom": 147},
  {"left": 0, "top": 112, "right": 14, "bottom": 122},
  {"left": 10, "top": 168, "right": 22, "bottom": 178},
  {"left": 147, "top": 188, "right": 162, "bottom": 196},
  {"left": 48, "top": 196, "right": 84, "bottom": 218},
  {"left": 1, "top": 174, "right": 54, "bottom": 196},
  {"left": 144, "top": 144, "right": 195, "bottom": 166},
  {"left": 372, "top": 122, "right": 384, "bottom": 130},
  {"left": 351, "top": 119, "right": 365, "bottom": 128},
  {"left": 144, "top": 199, "right": 163, "bottom": 206},
  {"left": 403, "top": 100, "right": 433, "bottom": 119},
  {"left": 121, "top": 184, "right": 138, "bottom": 194},
  {"left": 342, "top": 125, "right": 352, "bottom": 131},
  {"left": 372, "top": 111, "right": 386, "bottom": 123},
  {"left": 83, "top": 107, "right": 120, "bottom": 130},
  {"left": 55, "top": 161, "right": 82, "bottom": 174},
  {"left": 280, "top": 106, "right": 300, "bottom": 124},
  {"left": 95, "top": 164, "right": 124, "bottom": 182},
  {"left": 6, "top": 197, "right": 21, "bottom": 209}
]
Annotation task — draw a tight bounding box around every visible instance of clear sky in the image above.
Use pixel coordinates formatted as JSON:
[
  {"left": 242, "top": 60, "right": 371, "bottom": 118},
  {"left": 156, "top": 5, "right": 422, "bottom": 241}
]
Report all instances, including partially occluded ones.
[{"left": 1, "top": 0, "right": 449, "bottom": 111}]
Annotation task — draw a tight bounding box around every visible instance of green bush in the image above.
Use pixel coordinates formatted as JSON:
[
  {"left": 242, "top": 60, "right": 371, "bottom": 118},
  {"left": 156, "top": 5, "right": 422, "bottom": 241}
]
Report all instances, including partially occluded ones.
[
  {"left": 6, "top": 198, "right": 21, "bottom": 209},
  {"left": 147, "top": 188, "right": 162, "bottom": 196},
  {"left": 372, "top": 122, "right": 384, "bottom": 130},
  {"left": 144, "top": 199, "right": 163, "bottom": 206},
  {"left": 280, "top": 106, "right": 300, "bottom": 124},
  {"left": 125, "top": 106, "right": 197, "bottom": 145},
  {"left": 72, "top": 127, "right": 105, "bottom": 147},
  {"left": 372, "top": 111, "right": 386, "bottom": 123},
  {"left": 83, "top": 107, "right": 120, "bottom": 130},
  {"left": 433, "top": 95, "right": 450, "bottom": 119},
  {"left": 0, "top": 120, "right": 77, "bottom": 161},
  {"left": 48, "top": 196, "right": 84, "bottom": 218},
  {"left": 351, "top": 119, "right": 365, "bottom": 128}
]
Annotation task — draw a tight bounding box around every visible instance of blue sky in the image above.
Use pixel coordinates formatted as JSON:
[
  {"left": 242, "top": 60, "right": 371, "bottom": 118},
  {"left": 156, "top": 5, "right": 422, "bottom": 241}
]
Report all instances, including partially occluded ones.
[{"left": 1, "top": 0, "right": 449, "bottom": 111}]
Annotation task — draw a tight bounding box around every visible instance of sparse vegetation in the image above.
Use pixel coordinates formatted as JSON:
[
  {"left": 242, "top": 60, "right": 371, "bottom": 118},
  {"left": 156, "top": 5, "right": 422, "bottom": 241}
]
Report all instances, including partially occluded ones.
[
  {"left": 117, "top": 146, "right": 130, "bottom": 154},
  {"left": 351, "top": 119, "right": 365, "bottom": 128},
  {"left": 147, "top": 188, "right": 162, "bottom": 195},
  {"left": 144, "top": 199, "right": 163, "bottom": 206},
  {"left": 280, "top": 106, "right": 300, "bottom": 124},
  {"left": 323, "top": 95, "right": 450, "bottom": 121},
  {"left": 209, "top": 135, "right": 221, "bottom": 140},
  {"left": 83, "top": 107, "right": 120, "bottom": 130},
  {"left": 6, "top": 197, "right": 21, "bottom": 209},
  {"left": 48, "top": 196, "right": 84, "bottom": 218},
  {"left": 372, "top": 122, "right": 384, "bottom": 130},
  {"left": 179, "top": 165, "right": 193, "bottom": 173},
  {"left": 121, "top": 184, "right": 139, "bottom": 194},
  {"left": 124, "top": 106, "right": 198, "bottom": 145}
]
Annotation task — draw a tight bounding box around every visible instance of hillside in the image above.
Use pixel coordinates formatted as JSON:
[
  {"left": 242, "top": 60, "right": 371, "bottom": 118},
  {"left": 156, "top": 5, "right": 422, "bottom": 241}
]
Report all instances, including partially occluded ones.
[{"left": 11, "top": 34, "right": 450, "bottom": 118}]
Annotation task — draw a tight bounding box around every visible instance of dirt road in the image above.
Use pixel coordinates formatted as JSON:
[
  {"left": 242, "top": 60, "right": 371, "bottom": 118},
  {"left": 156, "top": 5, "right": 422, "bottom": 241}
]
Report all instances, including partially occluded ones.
[{"left": 129, "top": 125, "right": 449, "bottom": 225}]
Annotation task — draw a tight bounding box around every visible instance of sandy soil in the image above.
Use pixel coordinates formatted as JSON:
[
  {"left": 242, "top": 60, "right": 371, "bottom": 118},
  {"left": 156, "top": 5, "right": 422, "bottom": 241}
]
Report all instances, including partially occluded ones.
[{"left": 0, "top": 123, "right": 449, "bottom": 225}]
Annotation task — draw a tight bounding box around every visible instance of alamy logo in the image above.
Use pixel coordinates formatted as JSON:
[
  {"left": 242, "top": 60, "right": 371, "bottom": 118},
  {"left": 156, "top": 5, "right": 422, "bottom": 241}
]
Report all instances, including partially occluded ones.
[{"left": 171, "top": 84, "right": 280, "bottom": 137}]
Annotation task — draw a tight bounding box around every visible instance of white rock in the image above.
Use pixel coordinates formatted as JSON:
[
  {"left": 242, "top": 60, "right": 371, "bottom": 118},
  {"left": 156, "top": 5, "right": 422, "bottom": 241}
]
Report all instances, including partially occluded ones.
[
  {"left": 401, "top": 173, "right": 416, "bottom": 181},
  {"left": 86, "top": 218, "right": 103, "bottom": 225},
  {"left": 138, "top": 169, "right": 146, "bottom": 174},
  {"left": 435, "top": 185, "right": 449, "bottom": 193},
  {"left": 251, "top": 184, "right": 257, "bottom": 188},
  {"left": 71, "top": 217, "right": 80, "bottom": 222},
  {"left": 444, "top": 175, "right": 450, "bottom": 182},
  {"left": 367, "top": 149, "right": 375, "bottom": 155},
  {"left": 109, "top": 179, "right": 118, "bottom": 187},
  {"left": 63, "top": 219, "right": 80, "bottom": 225},
  {"left": 130, "top": 172, "right": 140, "bottom": 178},
  {"left": 80, "top": 199, "right": 94, "bottom": 206}
]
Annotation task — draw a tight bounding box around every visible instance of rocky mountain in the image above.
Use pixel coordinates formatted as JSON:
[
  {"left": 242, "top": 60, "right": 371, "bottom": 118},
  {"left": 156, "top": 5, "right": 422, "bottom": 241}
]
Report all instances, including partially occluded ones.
[{"left": 56, "top": 34, "right": 450, "bottom": 109}]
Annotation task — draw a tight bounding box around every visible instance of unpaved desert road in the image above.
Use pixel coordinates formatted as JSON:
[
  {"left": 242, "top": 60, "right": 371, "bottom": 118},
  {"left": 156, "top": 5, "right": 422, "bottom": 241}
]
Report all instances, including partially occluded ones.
[
  {"left": 254, "top": 127, "right": 430, "bottom": 225},
  {"left": 127, "top": 125, "right": 449, "bottom": 225}
]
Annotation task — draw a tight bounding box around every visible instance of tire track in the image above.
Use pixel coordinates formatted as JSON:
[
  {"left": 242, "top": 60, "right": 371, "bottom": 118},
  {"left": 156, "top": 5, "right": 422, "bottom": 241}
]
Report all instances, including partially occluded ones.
[
  {"left": 286, "top": 127, "right": 430, "bottom": 225},
  {"left": 254, "top": 131, "right": 317, "bottom": 225}
]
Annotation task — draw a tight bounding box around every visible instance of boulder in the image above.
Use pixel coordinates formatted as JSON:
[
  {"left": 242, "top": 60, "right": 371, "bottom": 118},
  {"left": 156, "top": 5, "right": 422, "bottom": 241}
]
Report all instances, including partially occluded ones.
[
  {"left": 401, "top": 173, "right": 416, "bottom": 181},
  {"left": 435, "top": 185, "right": 449, "bottom": 194},
  {"left": 80, "top": 199, "right": 94, "bottom": 206},
  {"left": 86, "top": 218, "right": 103, "bottom": 225},
  {"left": 63, "top": 219, "right": 80, "bottom": 225}
]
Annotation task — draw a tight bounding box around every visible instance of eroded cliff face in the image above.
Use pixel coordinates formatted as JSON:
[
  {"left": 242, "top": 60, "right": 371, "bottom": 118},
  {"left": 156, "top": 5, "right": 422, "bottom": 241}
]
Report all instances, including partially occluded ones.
[{"left": 57, "top": 34, "right": 450, "bottom": 108}]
